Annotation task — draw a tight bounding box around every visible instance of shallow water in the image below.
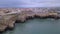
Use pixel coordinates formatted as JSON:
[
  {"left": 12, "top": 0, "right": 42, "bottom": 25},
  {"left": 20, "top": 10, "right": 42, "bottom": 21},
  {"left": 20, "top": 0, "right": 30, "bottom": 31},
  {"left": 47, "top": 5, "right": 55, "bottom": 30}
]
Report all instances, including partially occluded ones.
[{"left": 2, "top": 18, "right": 60, "bottom": 34}]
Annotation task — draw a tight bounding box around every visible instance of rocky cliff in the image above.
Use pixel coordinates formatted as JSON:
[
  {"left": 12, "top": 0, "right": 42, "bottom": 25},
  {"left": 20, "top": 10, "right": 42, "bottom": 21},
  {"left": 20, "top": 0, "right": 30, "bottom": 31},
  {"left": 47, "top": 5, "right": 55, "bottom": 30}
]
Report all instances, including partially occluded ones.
[{"left": 0, "top": 8, "right": 60, "bottom": 32}]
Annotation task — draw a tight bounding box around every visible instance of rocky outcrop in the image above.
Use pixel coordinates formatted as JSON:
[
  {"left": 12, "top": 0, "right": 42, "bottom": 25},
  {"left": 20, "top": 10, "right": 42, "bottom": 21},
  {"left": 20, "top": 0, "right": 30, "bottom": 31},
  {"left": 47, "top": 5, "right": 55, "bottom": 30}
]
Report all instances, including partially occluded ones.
[
  {"left": 17, "top": 9, "right": 35, "bottom": 22},
  {"left": 0, "top": 10, "right": 20, "bottom": 32},
  {"left": 0, "top": 8, "right": 60, "bottom": 32}
]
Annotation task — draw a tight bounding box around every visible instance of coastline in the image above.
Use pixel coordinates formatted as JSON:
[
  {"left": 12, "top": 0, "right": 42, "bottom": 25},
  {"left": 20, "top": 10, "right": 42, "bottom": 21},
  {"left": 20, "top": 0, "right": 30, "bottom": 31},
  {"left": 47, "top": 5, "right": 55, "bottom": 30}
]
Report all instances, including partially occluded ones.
[{"left": 0, "top": 7, "right": 60, "bottom": 33}]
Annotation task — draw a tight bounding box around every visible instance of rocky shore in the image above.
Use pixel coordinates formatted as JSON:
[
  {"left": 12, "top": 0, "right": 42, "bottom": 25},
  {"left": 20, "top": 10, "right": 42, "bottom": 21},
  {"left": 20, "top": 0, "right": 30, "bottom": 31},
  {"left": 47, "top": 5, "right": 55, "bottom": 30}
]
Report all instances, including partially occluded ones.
[{"left": 0, "top": 8, "right": 60, "bottom": 32}]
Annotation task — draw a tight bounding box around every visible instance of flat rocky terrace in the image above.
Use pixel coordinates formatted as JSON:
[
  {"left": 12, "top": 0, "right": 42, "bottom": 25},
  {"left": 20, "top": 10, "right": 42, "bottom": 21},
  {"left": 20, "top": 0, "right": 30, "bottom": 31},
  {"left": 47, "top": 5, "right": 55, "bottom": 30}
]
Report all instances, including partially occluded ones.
[{"left": 0, "top": 7, "right": 60, "bottom": 33}]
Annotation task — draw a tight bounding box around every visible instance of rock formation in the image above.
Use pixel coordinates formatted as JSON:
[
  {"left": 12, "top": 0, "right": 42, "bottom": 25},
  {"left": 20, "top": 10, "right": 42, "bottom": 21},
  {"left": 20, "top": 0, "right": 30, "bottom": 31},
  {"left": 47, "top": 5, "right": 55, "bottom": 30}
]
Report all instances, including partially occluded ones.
[
  {"left": 0, "top": 8, "right": 60, "bottom": 32},
  {"left": 0, "top": 9, "right": 20, "bottom": 32}
]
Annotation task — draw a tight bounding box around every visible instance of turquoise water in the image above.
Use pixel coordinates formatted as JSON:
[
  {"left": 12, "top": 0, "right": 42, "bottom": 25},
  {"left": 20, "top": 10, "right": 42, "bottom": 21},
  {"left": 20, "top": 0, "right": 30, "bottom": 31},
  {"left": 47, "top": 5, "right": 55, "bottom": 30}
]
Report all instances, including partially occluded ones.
[{"left": 2, "top": 18, "right": 60, "bottom": 34}]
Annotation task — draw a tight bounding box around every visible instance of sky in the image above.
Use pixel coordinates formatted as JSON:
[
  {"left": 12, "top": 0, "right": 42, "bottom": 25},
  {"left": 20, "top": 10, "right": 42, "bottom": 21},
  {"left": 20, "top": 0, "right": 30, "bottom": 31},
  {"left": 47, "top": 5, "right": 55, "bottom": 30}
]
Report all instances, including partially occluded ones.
[{"left": 0, "top": 0, "right": 60, "bottom": 8}]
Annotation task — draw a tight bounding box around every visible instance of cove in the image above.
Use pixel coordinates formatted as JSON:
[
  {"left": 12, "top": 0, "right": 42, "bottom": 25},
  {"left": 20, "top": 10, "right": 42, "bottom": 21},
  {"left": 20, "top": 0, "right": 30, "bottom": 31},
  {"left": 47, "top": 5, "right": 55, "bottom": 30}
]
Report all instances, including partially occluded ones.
[{"left": 2, "top": 18, "right": 60, "bottom": 34}]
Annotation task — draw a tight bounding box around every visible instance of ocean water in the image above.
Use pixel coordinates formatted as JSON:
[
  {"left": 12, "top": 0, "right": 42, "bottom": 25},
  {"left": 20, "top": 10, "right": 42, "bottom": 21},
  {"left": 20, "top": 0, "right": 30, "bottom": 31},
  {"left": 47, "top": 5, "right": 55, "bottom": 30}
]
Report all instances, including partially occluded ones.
[
  {"left": 2, "top": 18, "right": 60, "bottom": 34},
  {"left": 0, "top": 0, "right": 60, "bottom": 8}
]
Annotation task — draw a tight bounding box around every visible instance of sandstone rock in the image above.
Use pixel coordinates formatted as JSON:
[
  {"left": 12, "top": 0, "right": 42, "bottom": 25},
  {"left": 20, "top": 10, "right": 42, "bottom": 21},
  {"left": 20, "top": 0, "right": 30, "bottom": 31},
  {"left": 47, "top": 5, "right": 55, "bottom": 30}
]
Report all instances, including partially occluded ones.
[
  {"left": 0, "top": 24, "right": 7, "bottom": 32},
  {"left": 48, "top": 12, "right": 58, "bottom": 16},
  {"left": 17, "top": 9, "right": 35, "bottom": 22},
  {"left": 0, "top": 8, "right": 60, "bottom": 32},
  {"left": 24, "top": 10, "right": 35, "bottom": 19},
  {"left": 17, "top": 15, "right": 26, "bottom": 22},
  {"left": 0, "top": 10, "right": 19, "bottom": 31},
  {"left": 4, "top": 14, "right": 18, "bottom": 28},
  {"left": 17, "top": 12, "right": 27, "bottom": 22},
  {"left": 35, "top": 9, "right": 49, "bottom": 17}
]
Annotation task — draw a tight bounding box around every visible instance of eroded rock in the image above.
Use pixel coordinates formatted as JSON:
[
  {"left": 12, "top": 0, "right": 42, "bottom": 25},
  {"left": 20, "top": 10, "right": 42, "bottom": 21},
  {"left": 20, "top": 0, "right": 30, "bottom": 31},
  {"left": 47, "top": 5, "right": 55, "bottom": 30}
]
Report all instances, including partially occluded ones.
[
  {"left": 0, "top": 10, "right": 19, "bottom": 32},
  {"left": 0, "top": 8, "right": 60, "bottom": 32}
]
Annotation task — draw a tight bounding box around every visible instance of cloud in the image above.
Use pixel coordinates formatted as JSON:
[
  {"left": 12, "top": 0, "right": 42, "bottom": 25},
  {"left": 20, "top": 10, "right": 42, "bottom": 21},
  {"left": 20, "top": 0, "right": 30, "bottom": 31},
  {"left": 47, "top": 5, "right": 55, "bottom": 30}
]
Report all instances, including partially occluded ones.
[{"left": 0, "top": 0, "right": 60, "bottom": 8}]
